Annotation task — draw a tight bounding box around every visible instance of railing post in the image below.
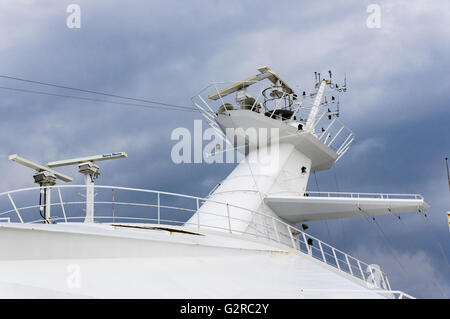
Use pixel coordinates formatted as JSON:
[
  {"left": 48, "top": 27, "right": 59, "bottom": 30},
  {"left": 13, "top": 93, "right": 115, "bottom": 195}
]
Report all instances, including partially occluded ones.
[
  {"left": 288, "top": 225, "right": 296, "bottom": 248},
  {"left": 44, "top": 186, "right": 51, "bottom": 223},
  {"left": 318, "top": 241, "right": 326, "bottom": 262},
  {"left": 226, "top": 203, "right": 232, "bottom": 234},
  {"left": 7, "top": 193, "right": 23, "bottom": 223},
  {"left": 157, "top": 192, "right": 160, "bottom": 225},
  {"left": 358, "top": 261, "right": 365, "bottom": 280},
  {"left": 112, "top": 188, "right": 115, "bottom": 223},
  {"left": 327, "top": 125, "right": 344, "bottom": 147},
  {"left": 345, "top": 254, "right": 353, "bottom": 275},
  {"left": 301, "top": 232, "right": 309, "bottom": 254},
  {"left": 57, "top": 187, "right": 67, "bottom": 223},
  {"left": 272, "top": 217, "right": 280, "bottom": 243},
  {"left": 332, "top": 248, "right": 341, "bottom": 270}
]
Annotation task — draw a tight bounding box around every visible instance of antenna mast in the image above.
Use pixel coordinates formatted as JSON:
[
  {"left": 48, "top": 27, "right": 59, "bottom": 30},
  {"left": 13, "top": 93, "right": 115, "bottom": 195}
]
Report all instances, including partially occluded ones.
[{"left": 445, "top": 157, "right": 450, "bottom": 191}]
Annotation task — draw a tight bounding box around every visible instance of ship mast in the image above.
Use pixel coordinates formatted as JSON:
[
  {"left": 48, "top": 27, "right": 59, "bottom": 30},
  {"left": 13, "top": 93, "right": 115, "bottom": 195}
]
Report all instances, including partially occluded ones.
[{"left": 191, "top": 67, "right": 429, "bottom": 237}]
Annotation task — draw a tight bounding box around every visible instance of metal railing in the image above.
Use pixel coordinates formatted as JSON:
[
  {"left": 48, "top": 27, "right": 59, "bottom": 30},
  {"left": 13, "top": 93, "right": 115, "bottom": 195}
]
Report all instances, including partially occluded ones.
[
  {"left": 299, "top": 289, "right": 415, "bottom": 299},
  {"left": 0, "top": 184, "right": 409, "bottom": 298},
  {"left": 315, "top": 117, "right": 354, "bottom": 160},
  {"left": 193, "top": 82, "right": 355, "bottom": 161},
  {"left": 304, "top": 191, "right": 424, "bottom": 200}
]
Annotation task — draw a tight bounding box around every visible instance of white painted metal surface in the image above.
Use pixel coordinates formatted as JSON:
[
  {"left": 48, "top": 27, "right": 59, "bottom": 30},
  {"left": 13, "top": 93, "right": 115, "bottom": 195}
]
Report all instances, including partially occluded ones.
[
  {"left": 305, "top": 80, "right": 327, "bottom": 132},
  {"left": 9, "top": 154, "right": 73, "bottom": 182},
  {"left": 47, "top": 152, "right": 127, "bottom": 168},
  {"left": 265, "top": 193, "right": 429, "bottom": 222},
  {"left": 0, "top": 222, "right": 399, "bottom": 298}
]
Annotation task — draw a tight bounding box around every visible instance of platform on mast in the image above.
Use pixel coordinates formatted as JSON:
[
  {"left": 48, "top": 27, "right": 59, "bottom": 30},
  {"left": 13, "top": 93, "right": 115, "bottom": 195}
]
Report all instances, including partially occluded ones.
[{"left": 265, "top": 192, "right": 429, "bottom": 223}]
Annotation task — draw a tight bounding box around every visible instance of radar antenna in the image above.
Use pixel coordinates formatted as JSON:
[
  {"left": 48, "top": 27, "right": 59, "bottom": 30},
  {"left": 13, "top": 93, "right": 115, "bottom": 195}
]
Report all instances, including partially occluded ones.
[
  {"left": 9, "top": 154, "right": 73, "bottom": 223},
  {"left": 47, "top": 152, "right": 127, "bottom": 223}
]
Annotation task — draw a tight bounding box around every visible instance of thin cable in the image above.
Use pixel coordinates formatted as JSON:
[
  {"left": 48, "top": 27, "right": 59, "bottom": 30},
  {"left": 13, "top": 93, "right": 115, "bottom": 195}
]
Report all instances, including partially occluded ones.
[
  {"left": 0, "top": 86, "right": 195, "bottom": 112},
  {"left": 359, "top": 206, "right": 447, "bottom": 298},
  {"left": 391, "top": 212, "right": 448, "bottom": 298},
  {"left": 419, "top": 211, "right": 450, "bottom": 269},
  {"left": 0, "top": 75, "right": 195, "bottom": 111}
]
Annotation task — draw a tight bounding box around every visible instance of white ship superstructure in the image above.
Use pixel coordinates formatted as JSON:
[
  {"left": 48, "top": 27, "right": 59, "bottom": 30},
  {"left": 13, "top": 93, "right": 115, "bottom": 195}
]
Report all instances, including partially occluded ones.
[{"left": 0, "top": 68, "right": 429, "bottom": 298}]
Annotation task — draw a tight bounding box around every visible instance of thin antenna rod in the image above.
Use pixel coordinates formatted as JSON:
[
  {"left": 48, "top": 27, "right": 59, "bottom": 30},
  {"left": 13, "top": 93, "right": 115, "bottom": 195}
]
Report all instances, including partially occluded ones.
[{"left": 445, "top": 157, "right": 450, "bottom": 191}]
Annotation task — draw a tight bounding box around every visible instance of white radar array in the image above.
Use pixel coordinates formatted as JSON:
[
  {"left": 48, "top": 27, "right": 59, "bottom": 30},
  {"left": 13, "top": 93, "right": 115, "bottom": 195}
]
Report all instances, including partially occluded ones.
[
  {"left": 47, "top": 152, "right": 128, "bottom": 223},
  {"left": 9, "top": 152, "right": 127, "bottom": 223},
  {"left": 9, "top": 154, "right": 73, "bottom": 223}
]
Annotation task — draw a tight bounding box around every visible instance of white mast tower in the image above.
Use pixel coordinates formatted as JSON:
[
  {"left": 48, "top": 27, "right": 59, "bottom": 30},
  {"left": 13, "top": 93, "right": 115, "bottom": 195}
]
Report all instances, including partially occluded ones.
[{"left": 191, "top": 67, "right": 427, "bottom": 240}]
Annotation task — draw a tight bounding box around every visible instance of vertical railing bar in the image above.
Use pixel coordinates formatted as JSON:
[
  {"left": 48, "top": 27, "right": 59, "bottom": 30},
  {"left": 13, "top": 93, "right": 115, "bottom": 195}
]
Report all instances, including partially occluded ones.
[
  {"left": 288, "top": 225, "right": 296, "bottom": 248},
  {"left": 112, "top": 188, "right": 115, "bottom": 223},
  {"left": 157, "top": 192, "right": 160, "bottom": 225},
  {"left": 328, "top": 125, "right": 344, "bottom": 147},
  {"left": 332, "top": 248, "right": 341, "bottom": 270},
  {"left": 311, "top": 108, "right": 328, "bottom": 132},
  {"left": 7, "top": 193, "right": 23, "bottom": 223},
  {"left": 318, "top": 241, "right": 326, "bottom": 262},
  {"left": 301, "top": 232, "right": 309, "bottom": 254},
  {"left": 289, "top": 100, "right": 303, "bottom": 121},
  {"left": 198, "top": 94, "right": 216, "bottom": 115},
  {"left": 345, "top": 254, "right": 353, "bottom": 275},
  {"left": 319, "top": 118, "right": 336, "bottom": 139},
  {"left": 358, "top": 260, "right": 365, "bottom": 281},
  {"left": 336, "top": 134, "right": 353, "bottom": 154},
  {"left": 57, "top": 187, "right": 67, "bottom": 223}
]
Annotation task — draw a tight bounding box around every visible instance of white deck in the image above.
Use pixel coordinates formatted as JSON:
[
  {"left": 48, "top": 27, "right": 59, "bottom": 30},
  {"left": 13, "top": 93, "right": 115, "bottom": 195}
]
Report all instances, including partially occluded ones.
[{"left": 0, "top": 222, "right": 405, "bottom": 299}]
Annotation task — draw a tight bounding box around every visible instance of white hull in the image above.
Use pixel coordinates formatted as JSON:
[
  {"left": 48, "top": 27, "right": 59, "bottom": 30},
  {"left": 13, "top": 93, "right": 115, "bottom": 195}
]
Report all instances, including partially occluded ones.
[{"left": 0, "top": 223, "right": 389, "bottom": 298}]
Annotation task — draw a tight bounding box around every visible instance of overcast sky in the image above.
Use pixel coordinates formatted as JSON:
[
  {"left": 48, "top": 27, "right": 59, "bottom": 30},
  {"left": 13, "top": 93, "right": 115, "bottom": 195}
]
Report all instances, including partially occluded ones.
[{"left": 0, "top": 0, "right": 449, "bottom": 298}]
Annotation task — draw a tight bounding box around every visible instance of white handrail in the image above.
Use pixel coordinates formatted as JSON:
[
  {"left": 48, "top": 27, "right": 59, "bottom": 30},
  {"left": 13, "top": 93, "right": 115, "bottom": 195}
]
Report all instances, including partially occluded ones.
[
  {"left": 0, "top": 184, "right": 404, "bottom": 296},
  {"left": 304, "top": 191, "right": 423, "bottom": 200}
]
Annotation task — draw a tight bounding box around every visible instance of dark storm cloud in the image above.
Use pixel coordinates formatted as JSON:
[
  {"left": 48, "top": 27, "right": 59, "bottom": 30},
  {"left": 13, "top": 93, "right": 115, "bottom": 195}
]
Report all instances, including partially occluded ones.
[{"left": 0, "top": 0, "right": 448, "bottom": 297}]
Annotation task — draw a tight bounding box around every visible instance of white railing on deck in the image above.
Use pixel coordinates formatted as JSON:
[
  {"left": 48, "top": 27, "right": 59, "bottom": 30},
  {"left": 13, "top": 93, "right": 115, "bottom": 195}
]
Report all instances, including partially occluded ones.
[
  {"left": 0, "top": 185, "right": 412, "bottom": 298},
  {"left": 316, "top": 117, "right": 354, "bottom": 161},
  {"left": 304, "top": 191, "right": 424, "bottom": 200}
]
